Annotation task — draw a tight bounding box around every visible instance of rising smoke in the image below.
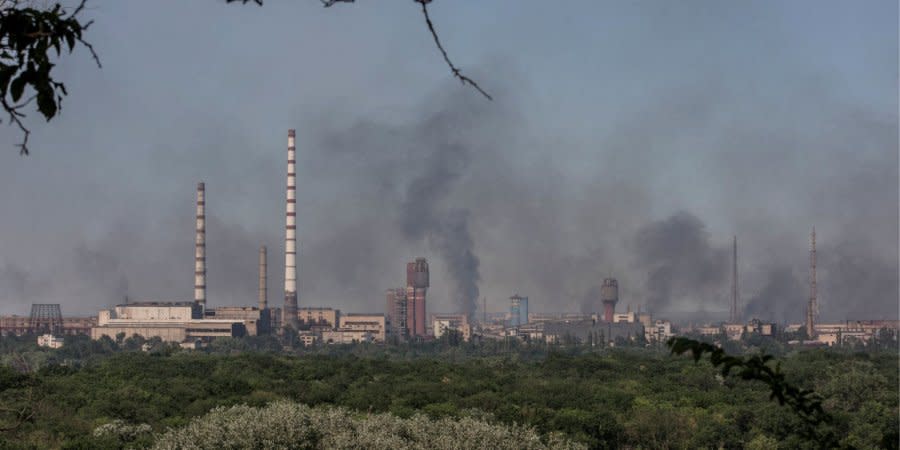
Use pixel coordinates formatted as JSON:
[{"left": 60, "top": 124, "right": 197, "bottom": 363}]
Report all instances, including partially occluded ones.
[
  {"left": 632, "top": 211, "right": 729, "bottom": 314},
  {"left": 0, "top": 3, "right": 896, "bottom": 322}
]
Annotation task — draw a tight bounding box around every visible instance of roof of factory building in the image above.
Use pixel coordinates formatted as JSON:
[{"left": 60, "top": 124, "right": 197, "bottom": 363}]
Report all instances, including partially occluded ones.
[{"left": 116, "top": 301, "right": 196, "bottom": 307}]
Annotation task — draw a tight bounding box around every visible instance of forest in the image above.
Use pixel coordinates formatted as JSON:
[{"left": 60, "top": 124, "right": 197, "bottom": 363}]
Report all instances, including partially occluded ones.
[{"left": 0, "top": 335, "right": 897, "bottom": 449}]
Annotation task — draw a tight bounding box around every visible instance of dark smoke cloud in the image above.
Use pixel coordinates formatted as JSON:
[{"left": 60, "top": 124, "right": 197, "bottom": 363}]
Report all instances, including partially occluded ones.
[
  {"left": 1, "top": 56, "right": 897, "bottom": 325},
  {"left": 820, "top": 239, "right": 899, "bottom": 321},
  {"left": 429, "top": 210, "right": 480, "bottom": 318},
  {"left": 398, "top": 125, "right": 481, "bottom": 317},
  {"left": 304, "top": 91, "right": 493, "bottom": 317},
  {"left": 632, "top": 211, "right": 729, "bottom": 314},
  {"left": 743, "top": 266, "right": 805, "bottom": 322}
]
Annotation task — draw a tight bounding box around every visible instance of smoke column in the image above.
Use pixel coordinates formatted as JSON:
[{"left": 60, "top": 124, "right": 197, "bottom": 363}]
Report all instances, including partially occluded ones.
[{"left": 400, "top": 134, "right": 480, "bottom": 319}]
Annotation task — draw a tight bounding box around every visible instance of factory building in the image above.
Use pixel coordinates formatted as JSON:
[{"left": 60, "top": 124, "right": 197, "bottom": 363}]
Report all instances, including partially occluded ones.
[
  {"left": 297, "top": 307, "right": 340, "bottom": 331},
  {"left": 527, "top": 313, "right": 592, "bottom": 323},
  {"left": 338, "top": 314, "right": 387, "bottom": 343},
  {"left": 803, "top": 320, "right": 900, "bottom": 346},
  {"left": 723, "top": 323, "right": 745, "bottom": 341},
  {"left": 646, "top": 320, "right": 673, "bottom": 343},
  {"left": 543, "top": 319, "right": 644, "bottom": 346},
  {"left": 0, "top": 315, "right": 96, "bottom": 336},
  {"left": 91, "top": 302, "right": 250, "bottom": 343},
  {"left": 431, "top": 313, "right": 471, "bottom": 341},
  {"left": 321, "top": 329, "right": 374, "bottom": 344},
  {"left": 613, "top": 312, "right": 636, "bottom": 323},
  {"left": 205, "top": 306, "right": 267, "bottom": 336},
  {"left": 509, "top": 295, "right": 528, "bottom": 327}
]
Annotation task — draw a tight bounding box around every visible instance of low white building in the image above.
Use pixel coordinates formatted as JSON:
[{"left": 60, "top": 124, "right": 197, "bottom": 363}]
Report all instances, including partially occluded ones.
[
  {"left": 431, "top": 314, "right": 471, "bottom": 341},
  {"left": 613, "top": 312, "right": 636, "bottom": 323},
  {"left": 646, "top": 320, "right": 673, "bottom": 343},
  {"left": 321, "top": 329, "right": 373, "bottom": 344},
  {"left": 91, "top": 302, "right": 248, "bottom": 344},
  {"left": 37, "top": 334, "right": 64, "bottom": 349},
  {"left": 338, "top": 314, "right": 386, "bottom": 343}
]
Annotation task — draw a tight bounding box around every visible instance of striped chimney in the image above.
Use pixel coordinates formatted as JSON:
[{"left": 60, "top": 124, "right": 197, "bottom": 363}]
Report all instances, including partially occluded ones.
[
  {"left": 258, "top": 245, "right": 267, "bottom": 311},
  {"left": 283, "top": 129, "right": 299, "bottom": 330},
  {"left": 194, "top": 182, "right": 206, "bottom": 308}
]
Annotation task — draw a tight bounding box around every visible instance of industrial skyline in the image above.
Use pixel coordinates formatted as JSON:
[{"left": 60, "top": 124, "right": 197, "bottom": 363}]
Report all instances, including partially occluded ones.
[{"left": 0, "top": 2, "right": 895, "bottom": 323}]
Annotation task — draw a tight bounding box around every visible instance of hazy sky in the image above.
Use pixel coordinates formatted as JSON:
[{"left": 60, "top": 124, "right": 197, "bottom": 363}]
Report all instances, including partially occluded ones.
[{"left": 1, "top": 0, "right": 897, "bottom": 322}]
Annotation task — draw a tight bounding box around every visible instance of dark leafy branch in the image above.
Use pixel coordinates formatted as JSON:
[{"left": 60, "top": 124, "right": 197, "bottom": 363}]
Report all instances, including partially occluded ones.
[
  {"left": 667, "top": 337, "right": 836, "bottom": 446},
  {"left": 0, "top": 0, "right": 100, "bottom": 155},
  {"left": 5, "top": 0, "right": 489, "bottom": 154}
]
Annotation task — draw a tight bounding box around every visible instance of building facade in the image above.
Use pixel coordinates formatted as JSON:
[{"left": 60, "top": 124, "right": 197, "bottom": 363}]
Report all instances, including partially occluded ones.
[
  {"left": 91, "top": 302, "right": 249, "bottom": 344},
  {"left": 338, "top": 314, "right": 386, "bottom": 343},
  {"left": 509, "top": 295, "right": 529, "bottom": 327}
]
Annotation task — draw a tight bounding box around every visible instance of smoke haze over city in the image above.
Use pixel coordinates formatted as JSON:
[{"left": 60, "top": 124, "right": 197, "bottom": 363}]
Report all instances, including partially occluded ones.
[{"left": 0, "top": 1, "right": 896, "bottom": 323}]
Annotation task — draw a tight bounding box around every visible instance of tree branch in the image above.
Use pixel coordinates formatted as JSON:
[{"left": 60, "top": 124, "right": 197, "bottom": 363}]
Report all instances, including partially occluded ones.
[
  {"left": 414, "top": 0, "right": 491, "bottom": 100},
  {"left": 0, "top": 0, "right": 100, "bottom": 154}
]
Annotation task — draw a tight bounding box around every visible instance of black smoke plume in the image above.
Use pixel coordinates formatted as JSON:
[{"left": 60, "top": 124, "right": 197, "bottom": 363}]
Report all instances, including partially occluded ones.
[{"left": 633, "top": 211, "right": 729, "bottom": 314}]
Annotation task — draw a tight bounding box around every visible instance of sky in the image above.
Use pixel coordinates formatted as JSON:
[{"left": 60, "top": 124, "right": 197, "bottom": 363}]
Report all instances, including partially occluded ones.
[{"left": 0, "top": 0, "right": 897, "bottom": 323}]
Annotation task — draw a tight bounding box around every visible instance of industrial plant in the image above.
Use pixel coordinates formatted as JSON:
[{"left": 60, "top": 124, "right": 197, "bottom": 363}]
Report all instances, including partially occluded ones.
[{"left": 1, "top": 130, "right": 896, "bottom": 350}]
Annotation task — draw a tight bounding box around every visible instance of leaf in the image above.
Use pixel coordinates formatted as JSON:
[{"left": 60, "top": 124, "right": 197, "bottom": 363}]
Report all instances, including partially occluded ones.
[
  {"left": 36, "top": 88, "right": 57, "bottom": 120},
  {"left": 10, "top": 74, "right": 27, "bottom": 102},
  {"left": 0, "top": 65, "right": 18, "bottom": 92}
]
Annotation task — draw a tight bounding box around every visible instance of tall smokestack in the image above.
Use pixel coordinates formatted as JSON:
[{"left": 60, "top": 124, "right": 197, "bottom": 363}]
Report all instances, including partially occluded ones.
[
  {"left": 258, "top": 246, "right": 267, "bottom": 311},
  {"left": 283, "top": 129, "right": 299, "bottom": 330},
  {"left": 194, "top": 182, "right": 206, "bottom": 308},
  {"left": 730, "top": 236, "right": 739, "bottom": 323},
  {"left": 600, "top": 278, "right": 618, "bottom": 322},
  {"left": 806, "top": 227, "right": 817, "bottom": 338}
]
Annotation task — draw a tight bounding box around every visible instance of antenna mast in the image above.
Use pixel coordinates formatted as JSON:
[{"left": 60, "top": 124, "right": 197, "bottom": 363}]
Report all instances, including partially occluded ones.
[
  {"left": 730, "top": 236, "right": 739, "bottom": 323},
  {"left": 806, "top": 227, "right": 817, "bottom": 338}
]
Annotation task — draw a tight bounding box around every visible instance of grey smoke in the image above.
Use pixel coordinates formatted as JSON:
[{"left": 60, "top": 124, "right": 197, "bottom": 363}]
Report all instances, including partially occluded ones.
[
  {"left": 632, "top": 211, "right": 729, "bottom": 314},
  {"left": 429, "top": 210, "right": 480, "bottom": 319},
  {"left": 398, "top": 127, "right": 480, "bottom": 318},
  {"left": 0, "top": 1, "right": 896, "bottom": 325},
  {"left": 3, "top": 75, "right": 896, "bottom": 324},
  {"left": 743, "top": 266, "right": 805, "bottom": 322}
]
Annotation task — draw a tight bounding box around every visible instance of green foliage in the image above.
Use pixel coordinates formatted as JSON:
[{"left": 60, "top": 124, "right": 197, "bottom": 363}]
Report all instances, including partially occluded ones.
[
  {"left": 0, "top": 338, "right": 896, "bottom": 448},
  {"left": 0, "top": 0, "right": 99, "bottom": 154},
  {"left": 667, "top": 336, "right": 831, "bottom": 438}
]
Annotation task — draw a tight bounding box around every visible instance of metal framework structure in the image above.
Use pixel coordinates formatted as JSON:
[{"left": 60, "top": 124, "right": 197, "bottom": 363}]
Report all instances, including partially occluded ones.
[{"left": 29, "top": 303, "right": 63, "bottom": 335}]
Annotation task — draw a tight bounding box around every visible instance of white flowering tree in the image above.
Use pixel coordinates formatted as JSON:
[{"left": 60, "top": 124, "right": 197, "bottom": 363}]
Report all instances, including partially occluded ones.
[{"left": 152, "top": 401, "right": 584, "bottom": 450}]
